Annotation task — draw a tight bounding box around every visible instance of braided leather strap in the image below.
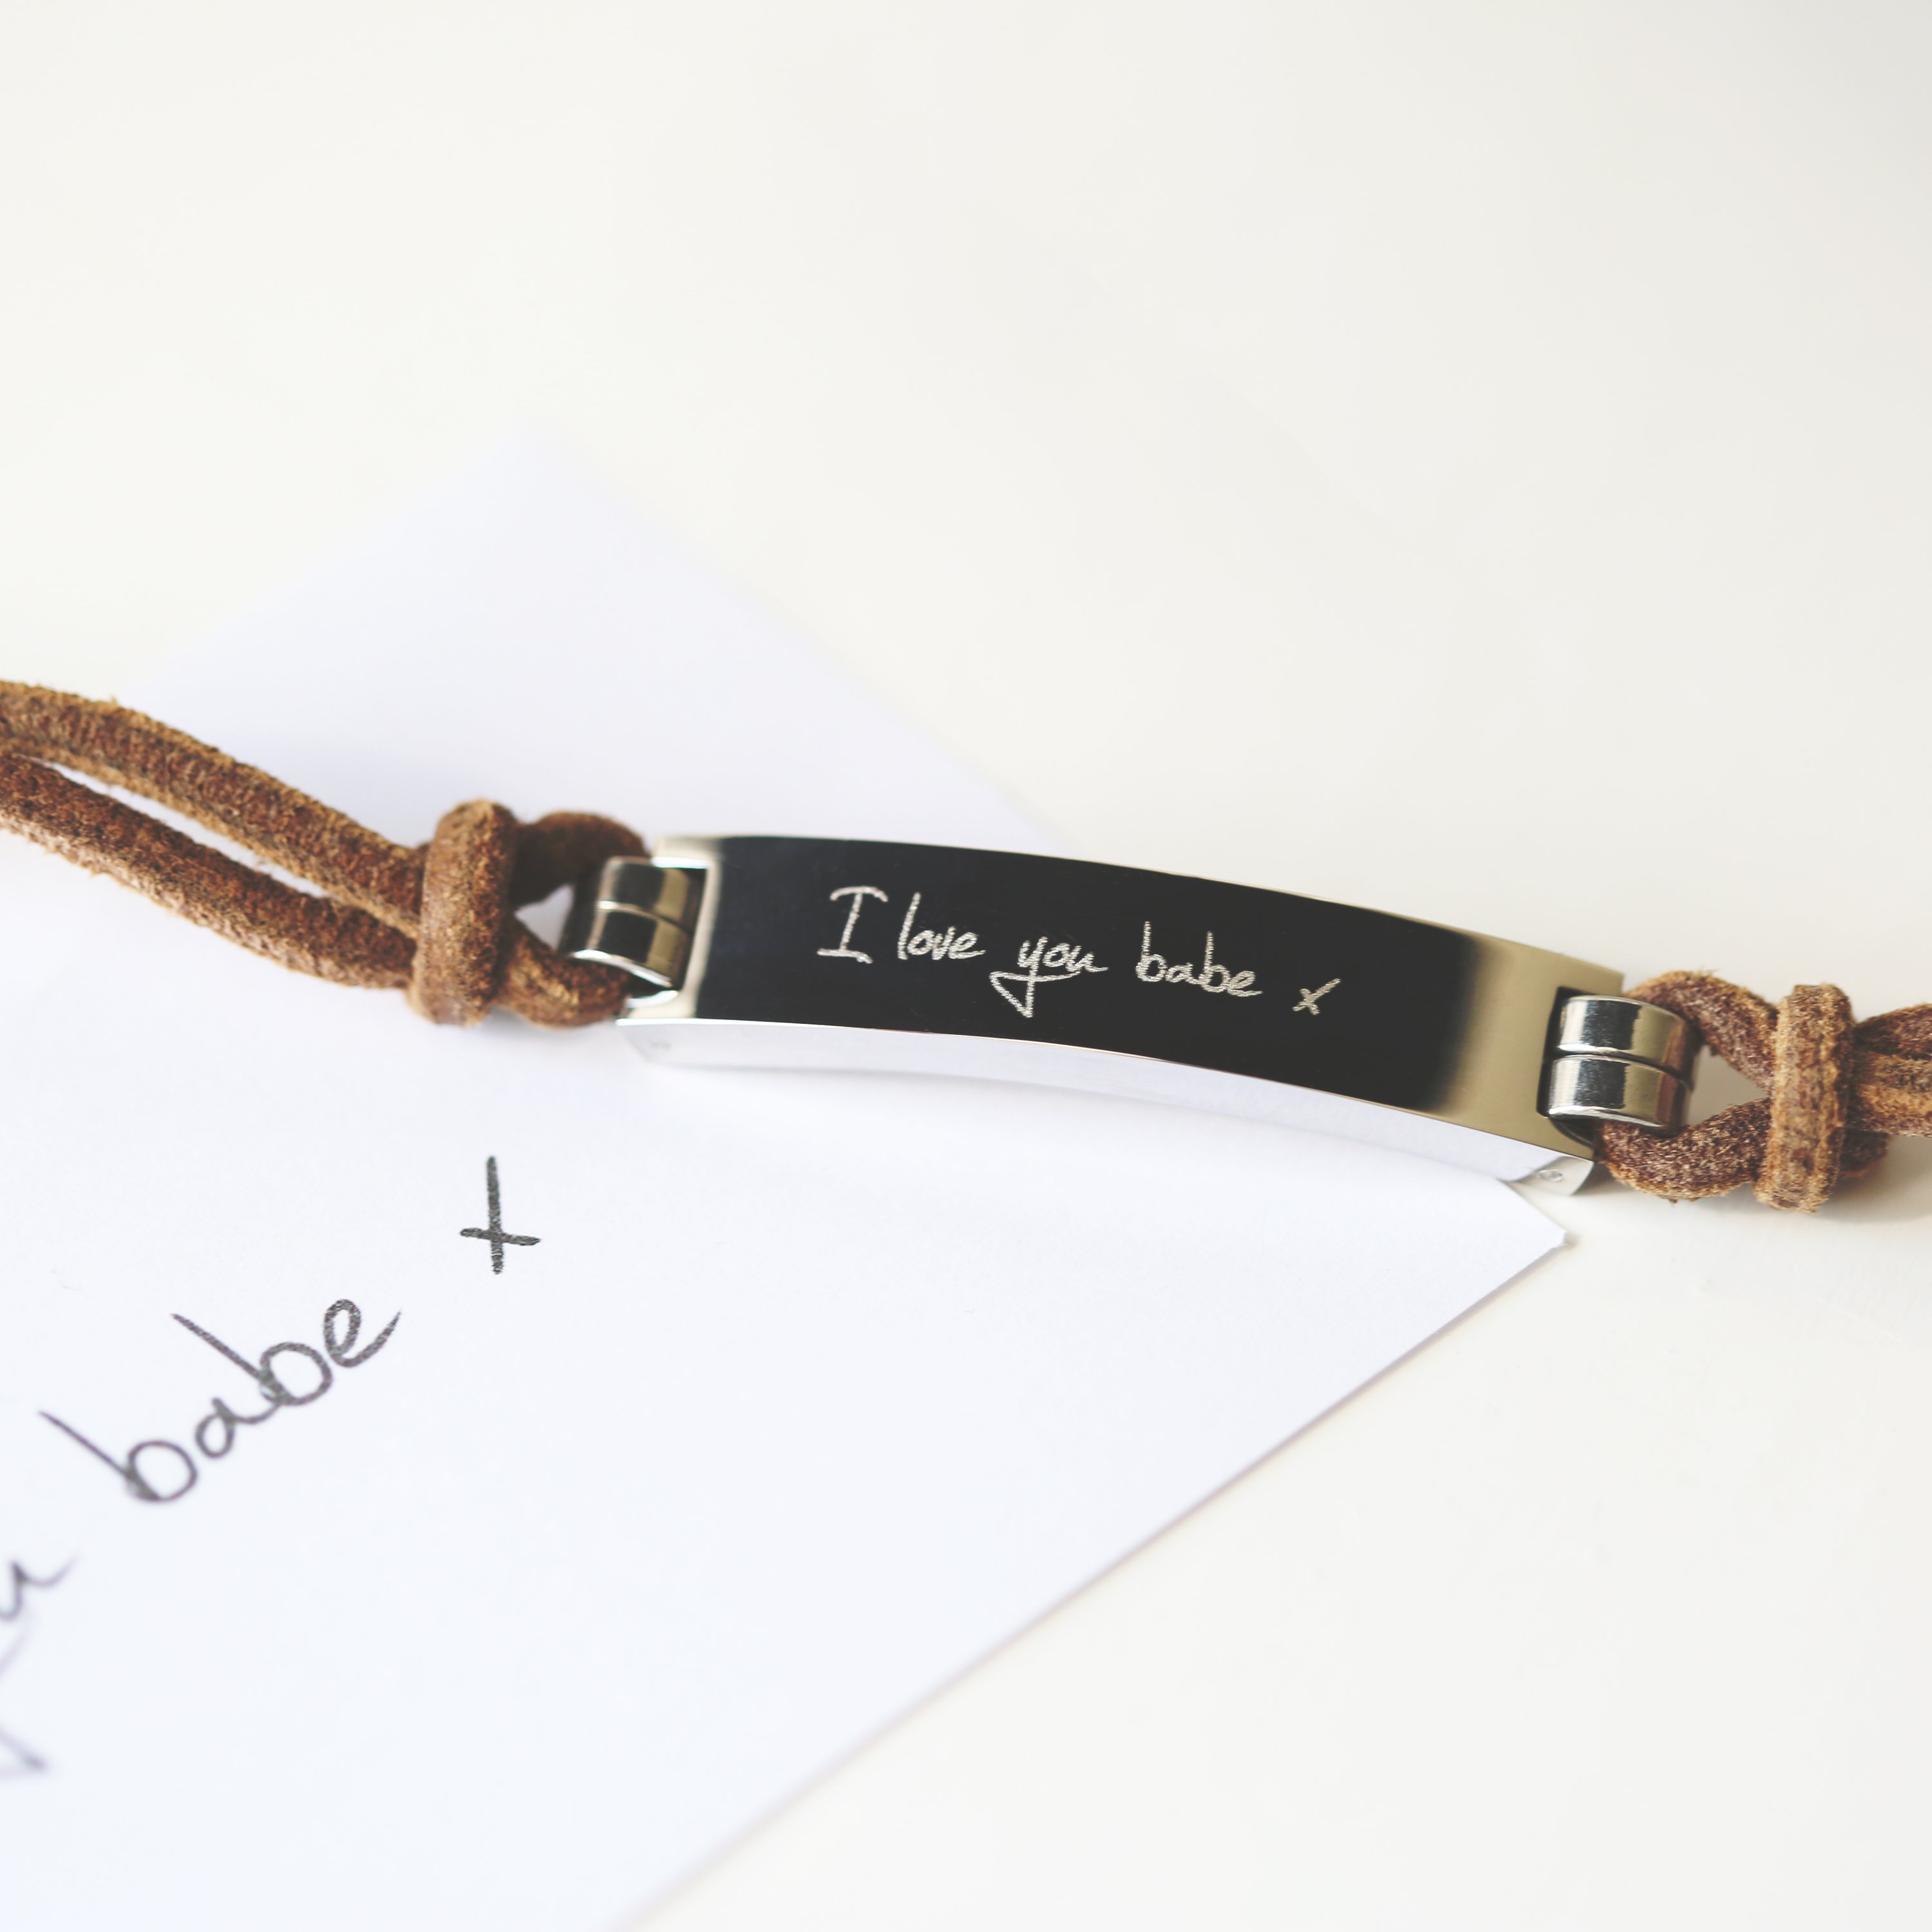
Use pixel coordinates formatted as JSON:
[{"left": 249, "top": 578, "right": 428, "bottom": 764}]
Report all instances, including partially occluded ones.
[
  {"left": 1598, "top": 972, "right": 1932, "bottom": 1209},
  {"left": 0, "top": 683, "right": 642, "bottom": 1027}
]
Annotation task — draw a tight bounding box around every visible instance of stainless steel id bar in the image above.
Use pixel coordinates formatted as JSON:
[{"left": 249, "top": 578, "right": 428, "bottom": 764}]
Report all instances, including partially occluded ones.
[{"left": 580, "top": 837, "right": 1690, "bottom": 1189}]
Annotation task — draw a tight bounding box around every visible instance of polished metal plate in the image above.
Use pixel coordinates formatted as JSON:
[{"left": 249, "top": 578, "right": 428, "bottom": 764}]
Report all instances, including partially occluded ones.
[{"left": 593, "top": 837, "right": 1645, "bottom": 1187}]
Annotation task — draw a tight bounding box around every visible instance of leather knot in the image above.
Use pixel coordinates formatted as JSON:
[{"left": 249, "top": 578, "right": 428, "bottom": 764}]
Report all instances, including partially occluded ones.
[
  {"left": 409, "top": 803, "right": 649, "bottom": 1027},
  {"left": 0, "top": 683, "right": 647, "bottom": 1029},
  {"left": 1759, "top": 983, "right": 1855, "bottom": 1210},
  {"left": 1597, "top": 971, "right": 1932, "bottom": 1209},
  {"left": 410, "top": 801, "right": 516, "bottom": 1025}
]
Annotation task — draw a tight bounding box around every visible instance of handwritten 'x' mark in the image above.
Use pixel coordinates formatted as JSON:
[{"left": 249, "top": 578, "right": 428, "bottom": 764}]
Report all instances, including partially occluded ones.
[
  {"left": 460, "top": 1157, "right": 540, "bottom": 1275},
  {"left": 1294, "top": 978, "right": 1341, "bottom": 1016}
]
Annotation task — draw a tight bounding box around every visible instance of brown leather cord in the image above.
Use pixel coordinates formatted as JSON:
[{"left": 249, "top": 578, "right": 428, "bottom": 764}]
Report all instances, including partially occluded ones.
[
  {"left": 1596, "top": 971, "right": 1932, "bottom": 1209},
  {"left": 0, "top": 683, "right": 643, "bottom": 1027}
]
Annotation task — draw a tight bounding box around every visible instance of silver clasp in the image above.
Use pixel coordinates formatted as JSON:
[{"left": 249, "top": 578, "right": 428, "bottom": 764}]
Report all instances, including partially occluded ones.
[
  {"left": 1544, "top": 995, "right": 1698, "bottom": 1134},
  {"left": 558, "top": 857, "right": 708, "bottom": 992}
]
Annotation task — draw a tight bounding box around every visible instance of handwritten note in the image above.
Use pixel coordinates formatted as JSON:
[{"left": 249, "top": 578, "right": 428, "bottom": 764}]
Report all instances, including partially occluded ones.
[{"left": 0, "top": 446, "right": 1562, "bottom": 1930}]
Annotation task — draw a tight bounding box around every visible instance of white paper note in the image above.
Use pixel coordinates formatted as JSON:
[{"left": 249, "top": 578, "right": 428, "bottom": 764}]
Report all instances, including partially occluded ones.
[{"left": 0, "top": 447, "right": 1560, "bottom": 1930}]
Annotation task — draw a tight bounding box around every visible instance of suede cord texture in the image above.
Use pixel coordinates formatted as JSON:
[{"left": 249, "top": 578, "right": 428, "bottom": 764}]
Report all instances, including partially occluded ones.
[
  {"left": 3, "top": 684, "right": 1929, "bottom": 1208},
  {"left": 1595, "top": 972, "right": 1932, "bottom": 1210},
  {"left": 0, "top": 682, "right": 643, "bottom": 1030}
]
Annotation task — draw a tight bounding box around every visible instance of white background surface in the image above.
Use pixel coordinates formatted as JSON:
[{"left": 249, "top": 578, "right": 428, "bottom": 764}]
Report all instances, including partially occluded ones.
[{"left": 5, "top": 6, "right": 1931, "bottom": 1926}]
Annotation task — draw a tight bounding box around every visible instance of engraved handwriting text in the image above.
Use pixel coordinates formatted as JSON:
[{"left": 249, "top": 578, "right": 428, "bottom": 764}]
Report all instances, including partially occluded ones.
[
  {"left": 896, "top": 892, "right": 983, "bottom": 961},
  {"left": 813, "top": 883, "right": 1341, "bottom": 1025},
  {"left": 1136, "top": 924, "right": 1260, "bottom": 998},
  {"left": 817, "top": 884, "right": 887, "bottom": 963},
  {"left": 990, "top": 936, "right": 1107, "bottom": 1019}
]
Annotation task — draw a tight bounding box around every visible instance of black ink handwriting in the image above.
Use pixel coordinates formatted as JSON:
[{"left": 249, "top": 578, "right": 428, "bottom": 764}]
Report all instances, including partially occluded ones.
[
  {"left": 0, "top": 1558, "right": 69, "bottom": 1625},
  {"left": 41, "top": 1298, "right": 399, "bottom": 1506},
  {"left": 459, "top": 1157, "right": 540, "bottom": 1275},
  {"left": 0, "top": 1557, "right": 71, "bottom": 1778}
]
